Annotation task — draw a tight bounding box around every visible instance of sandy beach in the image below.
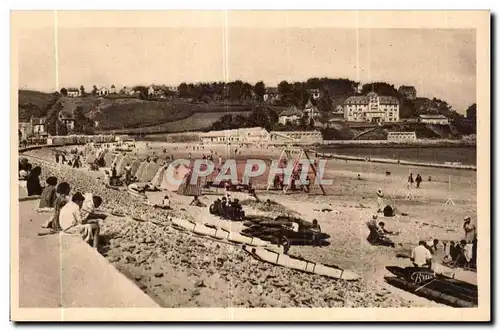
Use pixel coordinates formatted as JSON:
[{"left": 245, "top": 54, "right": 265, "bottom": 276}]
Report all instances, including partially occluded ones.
[{"left": 20, "top": 141, "right": 477, "bottom": 307}]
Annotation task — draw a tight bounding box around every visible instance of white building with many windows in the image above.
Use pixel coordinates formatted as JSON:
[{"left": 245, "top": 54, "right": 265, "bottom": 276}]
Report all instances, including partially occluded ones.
[
  {"left": 343, "top": 92, "right": 400, "bottom": 123},
  {"left": 418, "top": 114, "right": 450, "bottom": 125},
  {"left": 387, "top": 131, "right": 417, "bottom": 142}
]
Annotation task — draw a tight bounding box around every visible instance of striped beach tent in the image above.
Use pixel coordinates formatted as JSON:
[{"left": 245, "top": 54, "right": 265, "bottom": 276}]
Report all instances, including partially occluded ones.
[
  {"left": 138, "top": 162, "right": 160, "bottom": 182},
  {"left": 150, "top": 164, "right": 167, "bottom": 187},
  {"left": 134, "top": 161, "right": 147, "bottom": 180},
  {"left": 116, "top": 154, "right": 134, "bottom": 175},
  {"left": 103, "top": 151, "right": 116, "bottom": 166},
  {"left": 130, "top": 159, "right": 142, "bottom": 176},
  {"left": 176, "top": 168, "right": 202, "bottom": 196}
]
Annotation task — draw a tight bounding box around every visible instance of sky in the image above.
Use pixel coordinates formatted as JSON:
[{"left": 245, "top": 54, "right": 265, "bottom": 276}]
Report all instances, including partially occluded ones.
[{"left": 17, "top": 27, "right": 476, "bottom": 112}]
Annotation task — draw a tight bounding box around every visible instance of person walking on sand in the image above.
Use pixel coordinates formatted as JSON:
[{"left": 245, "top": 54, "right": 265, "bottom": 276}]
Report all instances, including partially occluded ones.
[
  {"left": 408, "top": 173, "right": 414, "bottom": 189},
  {"left": 376, "top": 189, "right": 384, "bottom": 213},
  {"left": 415, "top": 174, "right": 423, "bottom": 189}
]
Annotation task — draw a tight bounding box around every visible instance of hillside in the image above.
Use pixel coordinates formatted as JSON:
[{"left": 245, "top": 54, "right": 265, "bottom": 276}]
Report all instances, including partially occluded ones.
[
  {"left": 18, "top": 91, "right": 256, "bottom": 132},
  {"left": 18, "top": 90, "right": 58, "bottom": 121},
  {"left": 106, "top": 111, "right": 253, "bottom": 134}
]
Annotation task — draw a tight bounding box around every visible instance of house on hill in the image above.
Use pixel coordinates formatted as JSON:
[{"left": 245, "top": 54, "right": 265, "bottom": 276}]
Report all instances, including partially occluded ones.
[
  {"left": 398, "top": 85, "right": 417, "bottom": 100},
  {"left": 418, "top": 114, "right": 450, "bottom": 125},
  {"left": 278, "top": 106, "right": 302, "bottom": 125},
  {"left": 303, "top": 99, "right": 320, "bottom": 119},
  {"left": 148, "top": 85, "right": 169, "bottom": 98},
  {"left": 343, "top": 92, "right": 399, "bottom": 123},
  {"left": 331, "top": 97, "right": 345, "bottom": 115},
  {"left": 58, "top": 112, "right": 75, "bottom": 131},
  {"left": 30, "top": 116, "right": 47, "bottom": 136},
  {"left": 263, "top": 87, "right": 280, "bottom": 103},
  {"left": 67, "top": 88, "right": 81, "bottom": 97},
  {"left": 97, "top": 87, "right": 109, "bottom": 96}
]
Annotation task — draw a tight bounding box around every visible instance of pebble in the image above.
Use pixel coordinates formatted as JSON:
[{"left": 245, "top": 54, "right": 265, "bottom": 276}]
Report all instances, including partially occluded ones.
[{"left": 154, "top": 272, "right": 164, "bottom": 278}]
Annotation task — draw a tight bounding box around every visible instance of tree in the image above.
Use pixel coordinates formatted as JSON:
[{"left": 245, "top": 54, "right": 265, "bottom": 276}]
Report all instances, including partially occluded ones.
[
  {"left": 73, "top": 106, "right": 87, "bottom": 133},
  {"left": 360, "top": 82, "right": 399, "bottom": 96},
  {"left": 466, "top": 103, "right": 477, "bottom": 122},
  {"left": 80, "top": 85, "right": 85, "bottom": 96},
  {"left": 91, "top": 85, "right": 98, "bottom": 97},
  {"left": 278, "top": 81, "right": 293, "bottom": 99},
  {"left": 178, "top": 83, "right": 189, "bottom": 98},
  {"left": 46, "top": 102, "right": 68, "bottom": 136},
  {"left": 60, "top": 88, "right": 68, "bottom": 97},
  {"left": 254, "top": 81, "right": 266, "bottom": 101}
]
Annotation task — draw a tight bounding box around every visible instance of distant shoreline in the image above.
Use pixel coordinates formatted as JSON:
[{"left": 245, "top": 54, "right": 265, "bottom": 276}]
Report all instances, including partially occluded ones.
[{"left": 320, "top": 139, "right": 476, "bottom": 148}]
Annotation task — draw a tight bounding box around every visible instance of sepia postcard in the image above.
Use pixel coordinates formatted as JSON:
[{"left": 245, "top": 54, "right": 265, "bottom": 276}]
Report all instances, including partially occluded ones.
[{"left": 11, "top": 10, "right": 490, "bottom": 322}]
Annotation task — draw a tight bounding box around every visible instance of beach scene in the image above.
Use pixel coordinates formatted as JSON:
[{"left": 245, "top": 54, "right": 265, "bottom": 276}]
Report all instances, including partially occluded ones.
[{"left": 12, "top": 10, "right": 488, "bottom": 322}]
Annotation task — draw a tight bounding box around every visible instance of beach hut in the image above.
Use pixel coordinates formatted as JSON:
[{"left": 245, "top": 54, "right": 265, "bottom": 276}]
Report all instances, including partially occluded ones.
[{"left": 160, "top": 163, "right": 191, "bottom": 192}]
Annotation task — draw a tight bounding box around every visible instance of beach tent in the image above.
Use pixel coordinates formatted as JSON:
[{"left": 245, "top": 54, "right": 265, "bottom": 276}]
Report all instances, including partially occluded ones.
[
  {"left": 103, "top": 151, "right": 116, "bottom": 166},
  {"left": 176, "top": 168, "right": 203, "bottom": 196},
  {"left": 137, "top": 161, "right": 160, "bottom": 182},
  {"left": 116, "top": 154, "right": 134, "bottom": 175},
  {"left": 150, "top": 164, "right": 168, "bottom": 187},
  {"left": 159, "top": 163, "right": 191, "bottom": 192},
  {"left": 134, "top": 161, "right": 147, "bottom": 180},
  {"left": 111, "top": 154, "right": 121, "bottom": 167},
  {"left": 130, "top": 159, "right": 142, "bottom": 176},
  {"left": 85, "top": 150, "right": 98, "bottom": 164}
]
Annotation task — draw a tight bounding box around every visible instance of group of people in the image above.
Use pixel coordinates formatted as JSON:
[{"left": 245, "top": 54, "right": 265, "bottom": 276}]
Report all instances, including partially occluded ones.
[
  {"left": 408, "top": 173, "right": 424, "bottom": 189},
  {"left": 366, "top": 214, "right": 398, "bottom": 247},
  {"left": 209, "top": 197, "right": 245, "bottom": 221},
  {"left": 410, "top": 215, "right": 477, "bottom": 270},
  {"left": 55, "top": 151, "right": 83, "bottom": 169},
  {"left": 28, "top": 168, "right": 104, "bottom": 247}
]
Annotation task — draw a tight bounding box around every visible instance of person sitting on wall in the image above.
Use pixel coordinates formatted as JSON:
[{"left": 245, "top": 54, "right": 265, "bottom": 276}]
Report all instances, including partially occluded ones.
[
  {"left": 37, "top": 176, "right": 58, "bottom": 212},
  {"left": 26, "top": 166, "right": 43, "bottom": 196}
]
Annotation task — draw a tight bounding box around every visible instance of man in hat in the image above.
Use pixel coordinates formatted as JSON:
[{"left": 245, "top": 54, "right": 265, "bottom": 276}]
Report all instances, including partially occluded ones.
[{"left": 463, "top": 216, "right": 476, "bottom": 243}]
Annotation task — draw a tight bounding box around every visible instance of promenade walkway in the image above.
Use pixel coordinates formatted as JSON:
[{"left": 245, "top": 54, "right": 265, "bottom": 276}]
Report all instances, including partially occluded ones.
[{"left": 16, "top": 186, "right": 159, "bottom": 311}]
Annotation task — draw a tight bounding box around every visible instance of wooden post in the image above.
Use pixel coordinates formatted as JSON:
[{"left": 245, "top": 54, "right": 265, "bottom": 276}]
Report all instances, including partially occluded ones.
[{"left": 303, "top": 149, "right": 327, "bottom": 195}]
